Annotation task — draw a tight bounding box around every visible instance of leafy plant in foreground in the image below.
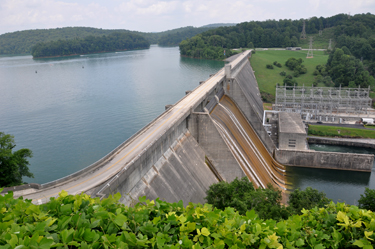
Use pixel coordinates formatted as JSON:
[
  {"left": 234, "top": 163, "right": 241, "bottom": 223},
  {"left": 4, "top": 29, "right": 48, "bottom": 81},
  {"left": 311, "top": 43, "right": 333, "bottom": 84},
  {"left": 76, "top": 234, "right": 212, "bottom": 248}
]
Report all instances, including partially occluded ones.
[{"left": 1, "top": 189, "right": 375, "bottom": 248}]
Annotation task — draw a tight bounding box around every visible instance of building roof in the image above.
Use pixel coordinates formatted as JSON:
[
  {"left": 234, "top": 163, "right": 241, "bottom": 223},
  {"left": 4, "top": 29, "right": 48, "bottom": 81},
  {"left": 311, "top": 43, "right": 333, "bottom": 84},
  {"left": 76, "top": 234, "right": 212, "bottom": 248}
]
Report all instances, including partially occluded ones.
[{"left": 279, "top": 112, "right": 306, "bottom": 134}]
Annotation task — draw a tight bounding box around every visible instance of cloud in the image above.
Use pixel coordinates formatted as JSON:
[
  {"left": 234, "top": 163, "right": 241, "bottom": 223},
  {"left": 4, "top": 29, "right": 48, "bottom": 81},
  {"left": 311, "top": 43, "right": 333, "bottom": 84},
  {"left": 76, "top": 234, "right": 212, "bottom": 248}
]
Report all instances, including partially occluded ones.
[
  {"left": 0, "top": 0, "right": 111, "bottom": 33},
  {"left": 0, "top": 0, "right": 373, "bottom": 35},
  {"left": 118, "top": 0, "right": 179, "bottom": 15}
]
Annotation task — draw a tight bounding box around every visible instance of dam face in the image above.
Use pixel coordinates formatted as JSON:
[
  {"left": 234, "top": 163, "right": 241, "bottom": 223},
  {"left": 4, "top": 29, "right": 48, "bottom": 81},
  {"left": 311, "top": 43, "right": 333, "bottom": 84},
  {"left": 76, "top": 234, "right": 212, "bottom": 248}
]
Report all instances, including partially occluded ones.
[
  {"left": 8, "top": 51, "right": 286, "bottom": 205},
  {"left": 107, "top": 52, "right": 286, "bottom": 205}
]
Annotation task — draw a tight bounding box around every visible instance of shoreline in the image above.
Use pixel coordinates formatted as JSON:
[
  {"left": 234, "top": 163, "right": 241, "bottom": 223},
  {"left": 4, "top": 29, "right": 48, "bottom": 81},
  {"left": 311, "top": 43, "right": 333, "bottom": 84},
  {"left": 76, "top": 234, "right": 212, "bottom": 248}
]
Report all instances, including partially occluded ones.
[{"left": 32, "top": 47, "right": 150, "bottom": 59}]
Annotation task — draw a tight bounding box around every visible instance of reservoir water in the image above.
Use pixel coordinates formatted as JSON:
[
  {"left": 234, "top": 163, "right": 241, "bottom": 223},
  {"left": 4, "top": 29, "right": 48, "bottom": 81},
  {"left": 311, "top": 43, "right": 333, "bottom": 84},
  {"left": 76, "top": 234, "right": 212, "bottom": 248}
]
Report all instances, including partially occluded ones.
[{"left": 1, "top": 45, "right": 374, "bottom": 205}]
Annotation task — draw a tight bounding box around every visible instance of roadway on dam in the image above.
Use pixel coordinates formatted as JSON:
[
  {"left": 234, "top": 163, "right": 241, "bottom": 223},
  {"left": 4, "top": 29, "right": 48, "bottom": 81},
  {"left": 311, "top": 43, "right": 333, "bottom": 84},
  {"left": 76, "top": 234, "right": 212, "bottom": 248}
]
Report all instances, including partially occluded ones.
[{"left": 14, "top": 51, "right": 251, "bottom": 204}]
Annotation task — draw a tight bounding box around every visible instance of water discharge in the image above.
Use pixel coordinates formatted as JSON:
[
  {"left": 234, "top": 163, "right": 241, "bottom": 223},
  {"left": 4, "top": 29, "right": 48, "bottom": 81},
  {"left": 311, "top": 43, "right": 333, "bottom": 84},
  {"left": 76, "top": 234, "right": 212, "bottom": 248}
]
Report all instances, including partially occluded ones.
[{"left": 211, "top": 96, "right": 287, "bottom": 192}]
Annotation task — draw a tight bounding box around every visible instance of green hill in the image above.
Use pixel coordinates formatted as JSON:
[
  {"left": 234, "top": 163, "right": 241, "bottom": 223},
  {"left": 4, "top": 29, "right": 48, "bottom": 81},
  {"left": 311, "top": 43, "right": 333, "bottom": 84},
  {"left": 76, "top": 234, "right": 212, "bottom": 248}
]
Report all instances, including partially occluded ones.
[{"left": 0, "top": 24, "right": 230, "bottom": 55}]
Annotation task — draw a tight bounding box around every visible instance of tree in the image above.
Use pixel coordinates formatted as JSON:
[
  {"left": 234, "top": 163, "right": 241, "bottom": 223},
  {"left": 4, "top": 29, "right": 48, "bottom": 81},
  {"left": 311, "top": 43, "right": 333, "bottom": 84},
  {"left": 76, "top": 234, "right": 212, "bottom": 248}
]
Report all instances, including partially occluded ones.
[
  {"left": 0, "top": 132, "right": 34, "bottom": 187},
  {"left": 205, "top": 177, "right": 289, "bottom": 220},
  {"left": 287, "top": 187, "right": 331, "bottom": 214},
  {"left": 358, "top": 188, "right": 375, "bottom": 211},
  {"left": 283, "top": 74, "right": 298, "bottom": 86}
]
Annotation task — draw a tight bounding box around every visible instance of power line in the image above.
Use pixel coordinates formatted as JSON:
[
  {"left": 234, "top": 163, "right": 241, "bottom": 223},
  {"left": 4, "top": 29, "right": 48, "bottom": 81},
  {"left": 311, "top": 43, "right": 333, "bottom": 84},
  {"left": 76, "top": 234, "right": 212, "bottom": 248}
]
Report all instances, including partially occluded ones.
[
  {"left": 300, "top": 20, "right": 307, "bottom": 39},
  {"left": 306, "top": 37, "right": 313, "bottom": 58}
]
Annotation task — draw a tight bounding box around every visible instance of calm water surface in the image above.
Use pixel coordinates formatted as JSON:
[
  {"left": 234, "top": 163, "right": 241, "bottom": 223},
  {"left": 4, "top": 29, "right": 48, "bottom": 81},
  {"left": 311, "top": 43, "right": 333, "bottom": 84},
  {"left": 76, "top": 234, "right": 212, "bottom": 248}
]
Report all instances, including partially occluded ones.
[
  {"left": 289, "top": 144, "right": 375, "bottom": 205},
  {"left": 1, "top": 46, "right": 374, "bottom": 205}
]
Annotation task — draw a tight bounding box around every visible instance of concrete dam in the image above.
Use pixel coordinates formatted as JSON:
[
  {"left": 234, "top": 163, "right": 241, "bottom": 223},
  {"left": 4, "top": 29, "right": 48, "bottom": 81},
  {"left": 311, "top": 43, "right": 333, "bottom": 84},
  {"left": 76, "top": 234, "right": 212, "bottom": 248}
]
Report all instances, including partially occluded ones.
[{"left": 7, "top": 51, "right": 287, "bottom": 205}]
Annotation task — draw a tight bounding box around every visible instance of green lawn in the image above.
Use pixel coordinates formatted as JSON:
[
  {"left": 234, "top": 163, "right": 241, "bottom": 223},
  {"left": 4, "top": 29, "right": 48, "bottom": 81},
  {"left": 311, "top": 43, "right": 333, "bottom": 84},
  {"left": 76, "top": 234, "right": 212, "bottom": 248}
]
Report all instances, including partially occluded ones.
[
  {"left": 308, "top": 125, "right": 375, "bottom": 139},
  {"left": 250, "top": 50, "right": 329, "bottom": 99}
]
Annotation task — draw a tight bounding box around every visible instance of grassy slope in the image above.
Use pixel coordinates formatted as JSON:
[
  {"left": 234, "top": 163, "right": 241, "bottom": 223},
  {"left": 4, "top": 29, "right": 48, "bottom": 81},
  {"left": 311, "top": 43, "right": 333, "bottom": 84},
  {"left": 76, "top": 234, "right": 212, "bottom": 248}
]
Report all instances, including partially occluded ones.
[
  {"left": 250, "top": 50, "right": 329, "bottom": 98},
  {"left": 308, "top": 124, "right": 375, "bottom": 139}
]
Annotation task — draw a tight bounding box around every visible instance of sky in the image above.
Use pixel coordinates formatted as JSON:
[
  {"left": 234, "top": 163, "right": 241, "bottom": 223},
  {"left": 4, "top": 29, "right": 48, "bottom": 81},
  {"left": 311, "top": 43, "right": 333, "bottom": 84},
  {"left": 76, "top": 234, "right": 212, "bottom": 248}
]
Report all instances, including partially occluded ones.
[{"left": 0, "top": 0, "right": 374, "bottom": 35}]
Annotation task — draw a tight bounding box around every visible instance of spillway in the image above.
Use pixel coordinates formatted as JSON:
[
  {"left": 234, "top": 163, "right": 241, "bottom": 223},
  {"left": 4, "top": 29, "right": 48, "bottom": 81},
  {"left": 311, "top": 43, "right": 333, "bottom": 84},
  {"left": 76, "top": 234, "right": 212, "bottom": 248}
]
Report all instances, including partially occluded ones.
[{"left": 211, "top": 96, "right": 287, "bottom": 191}]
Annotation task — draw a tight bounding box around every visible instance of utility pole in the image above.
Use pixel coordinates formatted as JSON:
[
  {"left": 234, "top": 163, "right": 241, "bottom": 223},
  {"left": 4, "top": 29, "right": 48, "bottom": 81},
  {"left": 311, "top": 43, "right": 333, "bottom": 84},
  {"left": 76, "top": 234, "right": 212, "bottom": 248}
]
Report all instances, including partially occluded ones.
[
  {"left": 300, "top": 20, "right": 307, "bottom": 39},
  {"left": 307, "top": 37, "right": 313, "bottom": 58},
  {"left": 328, "top": 39, "right": 332, "bottom": 50}
]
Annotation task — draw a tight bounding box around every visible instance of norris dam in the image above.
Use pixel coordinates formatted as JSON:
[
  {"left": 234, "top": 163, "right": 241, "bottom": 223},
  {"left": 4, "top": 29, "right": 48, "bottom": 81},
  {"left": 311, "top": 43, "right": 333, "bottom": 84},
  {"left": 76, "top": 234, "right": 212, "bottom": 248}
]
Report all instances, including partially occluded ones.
[{"left": 8, "top": 50, "right": 288, "bottom": 204}]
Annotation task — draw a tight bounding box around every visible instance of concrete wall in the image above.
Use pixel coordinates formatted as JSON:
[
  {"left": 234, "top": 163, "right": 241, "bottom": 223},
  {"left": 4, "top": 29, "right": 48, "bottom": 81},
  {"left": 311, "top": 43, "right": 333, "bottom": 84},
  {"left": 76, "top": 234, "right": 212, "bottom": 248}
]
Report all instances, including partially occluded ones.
[
  {"left": 121, "top": 131, "right": 218, "bottom": 205},
  {"left": 275, "top": 149, "right": 373, "bottom": 172},
  {"left": 92, "top": 119, "right": 189, "bottom": 199},
  {"left": 194, "top": 112, "right": 246, "bottom": 182},
  {"left": 308, "top": 137, "right": 375, "bottom": 149},
  {"left": 279, "top": 133, "right": 306, "bottom": 150}
]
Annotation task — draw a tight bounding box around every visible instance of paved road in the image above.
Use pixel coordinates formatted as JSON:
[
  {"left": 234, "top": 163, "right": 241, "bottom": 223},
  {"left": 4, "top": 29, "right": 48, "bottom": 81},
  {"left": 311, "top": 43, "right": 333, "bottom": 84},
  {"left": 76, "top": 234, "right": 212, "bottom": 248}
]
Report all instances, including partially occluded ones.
[{"left": 14, "top": 51, "right": 252, "bottom": 204}]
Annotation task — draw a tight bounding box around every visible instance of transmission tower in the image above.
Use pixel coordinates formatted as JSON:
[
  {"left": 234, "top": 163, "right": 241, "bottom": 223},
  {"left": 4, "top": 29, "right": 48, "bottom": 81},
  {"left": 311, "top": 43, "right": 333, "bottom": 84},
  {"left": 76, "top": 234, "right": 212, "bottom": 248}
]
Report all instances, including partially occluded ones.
[
  {"left": 306, "top": 37, "right": 313, "bottom": 58},
  {"left": 300, "top": 21, "right": 307, "bottom": 39},
  {"left": 328, "top": 39, "right": 332, "bottom": 50}
]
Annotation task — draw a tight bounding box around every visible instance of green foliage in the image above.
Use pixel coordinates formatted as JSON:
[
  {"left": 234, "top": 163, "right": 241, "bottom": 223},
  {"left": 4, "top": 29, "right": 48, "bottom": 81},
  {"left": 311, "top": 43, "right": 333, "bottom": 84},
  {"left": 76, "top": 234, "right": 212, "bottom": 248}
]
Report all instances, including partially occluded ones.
[
  {"left": 266, "top": 64, "right": 274, "bottom": 69},
  {"left": 279, "top": 71, "right": 286, "bottom": 76},
  {"left": 283, "top": 74, "right": 298, "bottom": 86},
  {"left": 205, "top": 178, "right": 289, "bottom": 220},
  {"left": 0, "top": 26, "right": 223, "bottom": 55},
  {"left": 1, "top": 189, "right": 375, "bottom": 248},
  {"left": 285, "top": 57, "right": 303, "bottom": 70},
  {"left": 31, "top": 32, "right": 150, "bottom": 58},
  {"left": 273, "top": 61, "right": 282, "bottom": 68},
  {"left": 260, "top": 91, "right": 275, "bottom": 103},
  {"left": 0, "top": 132, "right": 33, "bottom": 187},
  {"left": 158, "top": 27, "right": 213, "bottom": 46},
  {"left": 179, "top": 13, "right": 375, "bottom": 60},
  {"left": 358, "top": 188, "right": 375, "bottom": 211},
  {"left": 326, "top": 47, "right": 375, "bottom": 88},
  {"left": 288, "top": 187, "right": 331, "bottom": 214}
]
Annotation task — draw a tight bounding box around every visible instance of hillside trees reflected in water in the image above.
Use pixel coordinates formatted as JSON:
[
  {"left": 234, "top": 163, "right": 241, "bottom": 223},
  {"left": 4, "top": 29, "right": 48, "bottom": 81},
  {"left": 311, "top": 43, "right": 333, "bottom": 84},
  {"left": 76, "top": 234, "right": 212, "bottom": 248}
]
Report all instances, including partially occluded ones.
[{"left": 31, "top": 32, "right": 150, "bottom": 58}]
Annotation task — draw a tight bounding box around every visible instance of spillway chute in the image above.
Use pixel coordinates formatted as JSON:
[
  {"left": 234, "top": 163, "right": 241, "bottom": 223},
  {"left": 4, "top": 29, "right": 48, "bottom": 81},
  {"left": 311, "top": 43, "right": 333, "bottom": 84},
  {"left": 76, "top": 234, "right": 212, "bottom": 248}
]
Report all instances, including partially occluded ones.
[{"left": 210, "top": 95, "right": 287, "bottom": 192}]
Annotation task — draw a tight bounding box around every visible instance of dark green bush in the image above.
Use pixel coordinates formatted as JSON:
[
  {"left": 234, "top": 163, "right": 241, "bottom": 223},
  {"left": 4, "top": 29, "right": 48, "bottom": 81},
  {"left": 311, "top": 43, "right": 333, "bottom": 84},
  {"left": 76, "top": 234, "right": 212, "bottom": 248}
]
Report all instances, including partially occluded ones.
[{"left": 358, "top": 188, "right": 375, "bottom": 211}]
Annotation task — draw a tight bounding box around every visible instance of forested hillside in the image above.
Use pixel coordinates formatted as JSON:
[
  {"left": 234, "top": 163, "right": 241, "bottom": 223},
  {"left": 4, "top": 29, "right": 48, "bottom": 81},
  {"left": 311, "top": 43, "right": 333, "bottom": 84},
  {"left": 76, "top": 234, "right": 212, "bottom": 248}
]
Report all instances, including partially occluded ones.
[
  {"left": 31, "top": 32, "right": 150, "bottom": 58},
  {"left": 0, "top": 27, "right": 137, "bottom": 55},
  {"left": 179, "top": 13, "right": 375, "bottom": 61},
  {"left": 158, "top": 24, "right": 236, "bottom": 47},
  {"left": 0, "top": 25, "right": 228, "bottom": 55},
  {"left": 158, "top": 26, "right": 213, "bottom": 46}
]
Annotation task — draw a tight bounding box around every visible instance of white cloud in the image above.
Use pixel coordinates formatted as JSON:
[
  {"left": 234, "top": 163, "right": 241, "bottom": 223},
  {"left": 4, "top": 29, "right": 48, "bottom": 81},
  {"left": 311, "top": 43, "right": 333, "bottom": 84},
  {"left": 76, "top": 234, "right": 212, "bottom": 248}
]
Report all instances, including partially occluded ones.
[
  {"left": 118, "top": 0, "right": 178, "bottom": 15},
  {"left": 0, "top": 0, "right": 373, "bottom": 34}
]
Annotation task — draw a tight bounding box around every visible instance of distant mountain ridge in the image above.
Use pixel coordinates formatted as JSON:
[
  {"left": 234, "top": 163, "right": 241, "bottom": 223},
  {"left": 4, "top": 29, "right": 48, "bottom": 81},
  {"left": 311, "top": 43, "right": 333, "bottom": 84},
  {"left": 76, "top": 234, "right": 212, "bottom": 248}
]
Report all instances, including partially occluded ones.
[
  {"left": 0, "top": 24, "right": 235, "bottom": 55},
  {"left": 200, "top": 23, "right": 237, "bottom": 28}
]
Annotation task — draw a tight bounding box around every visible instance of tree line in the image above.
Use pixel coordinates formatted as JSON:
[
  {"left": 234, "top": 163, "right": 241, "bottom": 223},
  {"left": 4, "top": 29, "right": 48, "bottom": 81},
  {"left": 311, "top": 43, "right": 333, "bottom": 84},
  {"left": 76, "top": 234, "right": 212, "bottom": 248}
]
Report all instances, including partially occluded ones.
[
  {"left": 0, "top": 25, "right": 230, "bottom": 55},
  {"left": 179, "top": 13, "right": 375, "bottom": 62},
  {"left": 158, "top": 26, "right": 214, "bottom": 46},
  {"left": 31, "top": 32, "right": 150, "bottom": 58}
]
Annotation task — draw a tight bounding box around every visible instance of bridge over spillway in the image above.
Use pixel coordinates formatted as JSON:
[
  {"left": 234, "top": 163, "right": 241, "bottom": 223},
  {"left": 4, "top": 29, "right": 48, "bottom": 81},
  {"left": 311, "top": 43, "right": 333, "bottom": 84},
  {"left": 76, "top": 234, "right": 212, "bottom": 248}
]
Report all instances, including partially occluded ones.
[{"left": 7, "top": 51, "right": 286, "bottom": 205}]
